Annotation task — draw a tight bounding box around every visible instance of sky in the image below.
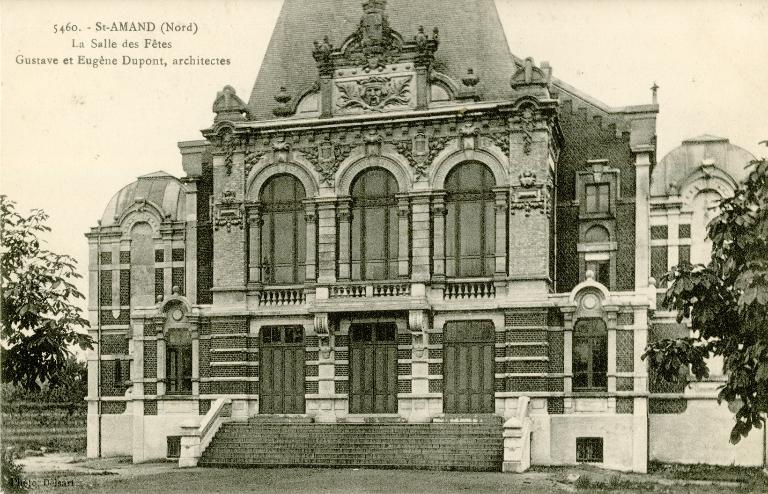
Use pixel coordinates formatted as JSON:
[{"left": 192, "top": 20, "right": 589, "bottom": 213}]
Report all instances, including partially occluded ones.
[{"left": 1, "top": 0, "right": 767, "bottom": 311}]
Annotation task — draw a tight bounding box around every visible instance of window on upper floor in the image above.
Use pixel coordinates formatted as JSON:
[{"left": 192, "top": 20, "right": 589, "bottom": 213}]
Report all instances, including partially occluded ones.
[
  {"left": 260, "top": 175, "right": 306, "bottom": 285},
  {"left": 166, "top": 329, "right": 192, "bottom": 395},
  {"left": 445, "top": 162, "right": 496, "bottom": 278},
  {"left": 585, "top": 183, "right": 610, "bottom": 214},
  {"left": 350, "top": 168, "right": 399, "bottom": 281},
  {"left": 586, "top": 259, "right": 610, "bottom": 286},
  {"left": 573, "top": 318, "right": 608, "bottom": 391}
]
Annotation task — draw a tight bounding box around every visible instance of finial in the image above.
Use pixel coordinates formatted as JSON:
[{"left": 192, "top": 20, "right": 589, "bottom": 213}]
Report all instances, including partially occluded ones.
[
  {"left": 585, "top": 269, "right": 595, "bottom": 281},
  {"left": 651, "top": 81, "right": 659, "bottom": 105},
  {"left": 156, "top": 294, "right": 164, "bottom": 303},
  {"left": 172, "top": 285, "right": 180, "bottom": 296},
  {"left": 462, "top": 68, "right": 479, "bottom": 88},
  {"left": 272, "top": 86, "right": 293, "bottom": 117}
]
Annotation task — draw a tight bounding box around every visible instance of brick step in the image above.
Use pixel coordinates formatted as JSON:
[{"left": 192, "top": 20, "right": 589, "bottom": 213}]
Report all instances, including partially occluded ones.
[
  {"left": 200, "top": 454, "right": 502, "bottom": 464},
  {"left": 209, "top": 442, "right": 501, "bottom": 449},
  {"left": 200, "top": 422, "right": 504, "bottom": 472},
  {"left": 199, "top": 461, "right": 501, "bottom": 472},
  {"left": 204, "top": 448, "right": 502, "bottom": 457},
  {"left": 215, "top": 431, "right": 502, "bottom": 439}
]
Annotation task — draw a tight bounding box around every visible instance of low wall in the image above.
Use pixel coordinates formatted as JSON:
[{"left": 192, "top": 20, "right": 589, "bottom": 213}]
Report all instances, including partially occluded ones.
[{"left": 649, "top": 398, "right": 765, "bottom": 466}]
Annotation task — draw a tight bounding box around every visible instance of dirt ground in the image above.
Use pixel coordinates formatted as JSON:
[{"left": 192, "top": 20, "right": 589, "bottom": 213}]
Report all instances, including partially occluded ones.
[{"left": 10, "top": 455, "right": 766, "bottom": 493}]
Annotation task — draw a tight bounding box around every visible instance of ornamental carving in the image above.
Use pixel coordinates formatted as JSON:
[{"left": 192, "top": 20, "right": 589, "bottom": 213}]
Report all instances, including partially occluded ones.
[
  {"left": 514, "top": 107, "right": 536, "bottom": 155},
  {"left": 214, "top": 200, "right": 244, "bottom": 232},
  {"left": 343, "top": 0, "right": 402, "bottom": 70},
  {"left": 335, "top": 75, "right": 412, "bottom": 113},
  {"left": 301, "top": 145, "right": 338, "bottom": 187},
  {"left": 519, "top": 170, "right": 537, "bottom": 188},
  {"left": 395, "top": 134, "right": 452, "bottom": 180},
  {"left": 510, "top": 190, "right": 545, "bottom": 217}
]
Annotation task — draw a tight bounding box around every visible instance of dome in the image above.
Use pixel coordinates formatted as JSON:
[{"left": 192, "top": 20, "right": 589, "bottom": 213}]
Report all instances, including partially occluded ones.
[
  {"left": 100, "top": 171, "right": 187, "bottom": 226},
  {"left": 651, "top": 135, "right": 755, "bottom": 197}
]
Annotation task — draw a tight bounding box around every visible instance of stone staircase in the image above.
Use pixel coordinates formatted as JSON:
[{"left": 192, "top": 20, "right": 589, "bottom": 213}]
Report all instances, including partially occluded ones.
[{"left": 199, "top": 415, "right": 503, "bottom": 471}]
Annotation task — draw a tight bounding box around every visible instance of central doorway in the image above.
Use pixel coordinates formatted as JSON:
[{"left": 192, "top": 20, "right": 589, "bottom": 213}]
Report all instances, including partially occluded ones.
[
  {"left": 260, "top": 325, "right": 305, "bottom": 414},
  {"left": 349, "top": 322, "right": 398, "bottom": 413}
]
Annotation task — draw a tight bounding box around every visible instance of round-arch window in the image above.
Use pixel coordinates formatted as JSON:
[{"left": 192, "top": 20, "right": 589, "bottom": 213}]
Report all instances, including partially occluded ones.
[
  {"left": 350, "top": 168, "right": 399, "bottom": 280},
  {"left": 585, "top": 225, "right": 610, "bottom": 243},
  {"left": 445, "top": 162, "right": 497, "bottom": 277},
  {"left": 259, "top": 175, "right": 306, "bottom": 284}
]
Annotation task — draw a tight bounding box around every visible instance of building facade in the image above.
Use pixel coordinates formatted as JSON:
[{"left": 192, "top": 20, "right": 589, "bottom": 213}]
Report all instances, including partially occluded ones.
[{"left": 85, "top": 0, "right": 765, "bottom": 471}]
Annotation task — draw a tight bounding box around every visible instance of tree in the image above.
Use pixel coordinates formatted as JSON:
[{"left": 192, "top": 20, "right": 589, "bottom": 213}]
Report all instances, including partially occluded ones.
[
  {"left": 0, "top": 195, "right": 92, "bottom": 390},
  {"left": 643, "top": 145, "right": 768, "bottom": 444}
]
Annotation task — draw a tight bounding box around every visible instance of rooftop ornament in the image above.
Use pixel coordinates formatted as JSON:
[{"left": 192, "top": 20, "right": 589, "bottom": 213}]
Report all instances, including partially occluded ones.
[{"left": 212, "top": 85, "right": 249, "bottom": 122}]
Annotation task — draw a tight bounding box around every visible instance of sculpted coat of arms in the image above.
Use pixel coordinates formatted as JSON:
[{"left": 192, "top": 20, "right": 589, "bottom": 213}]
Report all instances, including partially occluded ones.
[{"left": 335, "top": 75, "right": 413, "bottom": 113}]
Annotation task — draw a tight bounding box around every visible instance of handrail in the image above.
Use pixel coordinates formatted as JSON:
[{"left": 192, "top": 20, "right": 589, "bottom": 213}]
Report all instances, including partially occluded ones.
[{"left": 179, "top": 397, "right": 231, "bottom": 467}]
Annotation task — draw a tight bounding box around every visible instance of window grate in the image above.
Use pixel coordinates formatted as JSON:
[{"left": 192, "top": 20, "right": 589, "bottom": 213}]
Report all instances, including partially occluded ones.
[
  {"left": 576, "top": 437, "right": 603, "bottom": 463},
  {"left": 167, "top": 436, "right": 181, "bottom": 458}
]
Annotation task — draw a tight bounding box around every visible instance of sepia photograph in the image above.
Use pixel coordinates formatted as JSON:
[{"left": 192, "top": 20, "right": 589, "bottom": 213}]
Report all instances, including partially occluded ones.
[{"left": 1, "top": 0, "right": 767, "bottom": 492}]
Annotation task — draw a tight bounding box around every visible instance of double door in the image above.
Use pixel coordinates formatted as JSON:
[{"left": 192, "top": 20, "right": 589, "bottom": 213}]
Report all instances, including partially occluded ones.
[
  {"left": 260, "top": 325, "right": 305, "bottom": 414},
  {"left": 443, "top": 320, "right": 495, "bottom": 413},
  {"left": 349, "top": 322, "right": 398, "bottom": 414}
]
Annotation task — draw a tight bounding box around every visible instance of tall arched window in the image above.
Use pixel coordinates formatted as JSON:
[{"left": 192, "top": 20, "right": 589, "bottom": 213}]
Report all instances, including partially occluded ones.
[
  {"left": 445, "top": 162, "right": 496, "bottom": 277},
  {"left": 351, "top": 168, "right": 399, "bottom": 280},
  {"left": 260, "top": 175, "right": 306, "bottom": 284},
  {"left": 572, "top": 318, "right": 608, "bottom": 391}
]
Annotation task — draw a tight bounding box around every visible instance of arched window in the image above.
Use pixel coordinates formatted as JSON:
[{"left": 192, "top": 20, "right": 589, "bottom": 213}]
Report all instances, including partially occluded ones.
[
  {"left": 260, "top": 175, "right": 306, "bottom": 284},
  {"left": 573, "top": 318, "right": 608, "bottom": 391},
  {"left": 166, "top": 328, "right": 192, "bottom": 395},
  {"left": 351, "top": 168, "right": 399, "bottom": 280},
  {"left": 445, "top": 162, "right": 496, "bottom": 277}
]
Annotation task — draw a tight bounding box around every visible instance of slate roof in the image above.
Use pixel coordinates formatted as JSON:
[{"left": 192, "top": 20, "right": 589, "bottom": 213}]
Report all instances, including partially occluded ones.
[{"left": 247, "top": 0, "right": 518, "bottom": 120}]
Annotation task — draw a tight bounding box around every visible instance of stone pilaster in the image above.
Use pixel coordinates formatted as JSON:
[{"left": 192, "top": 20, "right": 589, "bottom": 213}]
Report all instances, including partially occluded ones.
[
  {"left": 634, "top": 152, "right": 652, "bottom": 291},
  {"left": 397, "top": 194, "right": 411, "bottom": 279},
  {"left": 316, "top": 199, "right": 337, "bottom": 284},
  {"left": 304, "top": 201, "right": 318, "bottom": 283},
  {"left": 430, "top": 192, "right": 447, "bottom": 283},
  {"left": 247, "top": 205, "right": 262, "bottom": 283},
  {"left": 336, "top": 197, "right": 352, "bottom": 281}
]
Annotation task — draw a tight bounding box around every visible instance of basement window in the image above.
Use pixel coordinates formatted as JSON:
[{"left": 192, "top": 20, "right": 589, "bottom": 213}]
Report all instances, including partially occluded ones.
[
  {"left": 167, "top": 436, "right": 181, "bottom": 459},
  {"left": 576, "top": 437, "right": 603, "bottom": 463}
]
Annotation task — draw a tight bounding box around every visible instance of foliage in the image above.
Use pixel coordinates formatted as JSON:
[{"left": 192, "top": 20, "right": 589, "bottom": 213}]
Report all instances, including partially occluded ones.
[
  {"left": 0, "top": 195, "right": 92, "bottom": 390},
  {"left": 1, "top": 448, "right": 27, "bottom": 493},
  {"left": 1, "top": 357, "right": 88, "bottom": 404},
  {"left": 643, "top": 149, "right": 768, "bottom": 443}
]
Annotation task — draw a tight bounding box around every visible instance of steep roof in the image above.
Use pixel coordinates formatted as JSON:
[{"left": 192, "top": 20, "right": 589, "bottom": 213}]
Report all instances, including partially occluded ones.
[{"left": 247, "top": 0, "right": 518, "bottom": 120}]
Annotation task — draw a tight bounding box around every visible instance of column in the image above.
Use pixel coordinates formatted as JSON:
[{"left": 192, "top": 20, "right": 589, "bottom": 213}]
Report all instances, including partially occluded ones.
[
  {"left": 634, "top": 152, "right": 652, "bottom": 291},
  {"left": 494, "top": 187, "right": 509, "bottom": 278},
  {"left": 304, "top": 201, "right": 317, "bottom": 283},
  {"left": 182, "top": 177, "right": 198, "bottom": 304},
  {"left": 190, "top": 316, "right": 200, "bottom": 396},
  {"left": 397, "top": 194, "right": 411, "bottom": 279},
  {"left": 562, "top": 309, "right": 574, "bottom": 394},
  {"left": 607, "top": 311, "right": 617, "bottom": 393},
  {"left": 431, "top": 192, "right": 447, "bottom": 282},
  {"left": 316, "top": 199, "right": 338, "bottom": 284},
  {"left": 336, "top": 198, "right": 352, "bottom": 281},
  {"left": 247, "top": 206, "right": 262, "bottom": 283},
  {"left": 156, "top": 320, "right": 166, "bottom": 396}
]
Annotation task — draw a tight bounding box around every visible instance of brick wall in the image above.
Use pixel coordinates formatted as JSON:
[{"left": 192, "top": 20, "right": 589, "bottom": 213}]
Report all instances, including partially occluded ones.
[{"left": 553, "top": 97, "right": 636, "bottom": 292}]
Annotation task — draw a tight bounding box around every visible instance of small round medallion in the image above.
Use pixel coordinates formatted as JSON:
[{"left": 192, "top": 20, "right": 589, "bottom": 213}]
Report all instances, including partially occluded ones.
[
  {"left": 582, "top": 293, "right": 599, "bottom": 310},
  {"left": 171, "top": 308, "right": 184, "bottom": 321}
]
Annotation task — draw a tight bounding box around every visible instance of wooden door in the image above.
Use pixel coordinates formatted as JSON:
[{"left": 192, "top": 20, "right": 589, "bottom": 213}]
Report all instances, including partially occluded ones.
[
  {"left": 349, "top": 323, "right": 398, "bottom": 413},
  {"left": 443, "top": 320, "right": 495, "bottom": 413},
  {"left": 260, "top": 325, "right": 305, "bottom": 414}
]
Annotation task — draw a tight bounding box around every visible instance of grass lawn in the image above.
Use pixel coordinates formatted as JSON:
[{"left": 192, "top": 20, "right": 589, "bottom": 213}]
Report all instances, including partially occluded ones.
[{"left": 16, "top": 463, "right": 768, "bottom": 494}]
